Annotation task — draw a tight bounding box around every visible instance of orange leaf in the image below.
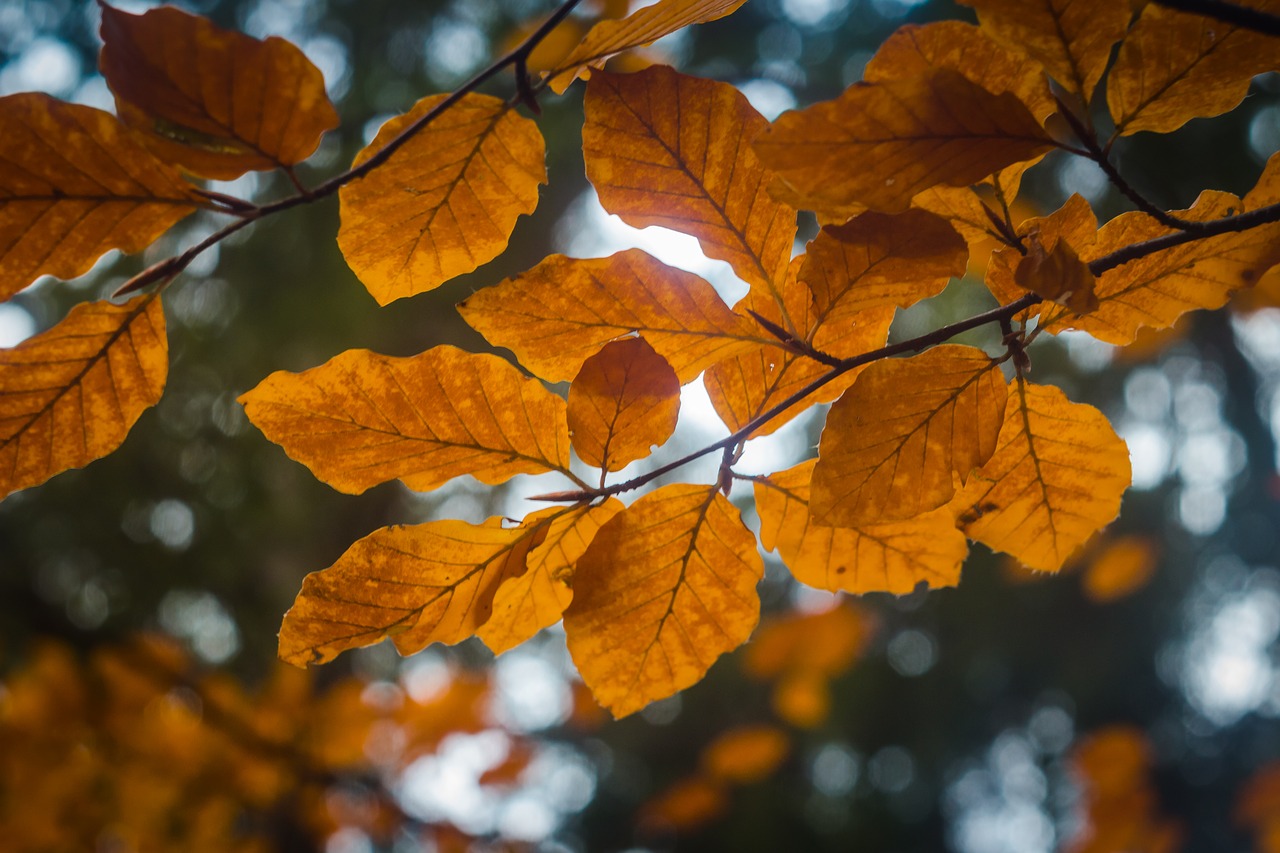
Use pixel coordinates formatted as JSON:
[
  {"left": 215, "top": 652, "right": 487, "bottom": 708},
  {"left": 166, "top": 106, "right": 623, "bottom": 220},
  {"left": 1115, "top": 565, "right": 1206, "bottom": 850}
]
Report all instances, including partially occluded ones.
[
  {"left": 800, "top": 209, "right": 967, "bottom": 322},
  {"left": 564, "top": 485, "right": 763, "bottom": 718},
  {"left": 753, "top": 68, "right": 1054, "bottom": 217},
  {"left": 1041, "top": 191, "right": 1280, "bottom": 344},
  {"left": 865, "top": 20, "right": 1056, "bottom": 121},
  {"left": 952, "top": 379, "right": 1131, "bottom": 572},
  {"left": 755, "top": 460, "right": 967, "bottom": 595},
  {"left": 1014, "top": 228, "right": 1098, "bottom": 316},
  {"left": 811, "top": 345, "right": 1008, "bottom": 527},
  {"left": 278, "top": 510, "right": 564, "bottom": 666},
  {"left": 0, "top": 93, "right": 201, "bottom": 300},
  {"left": 1109, "top": 2, "right": 1280, "bottom": 136},
  {"left": 701, "top": 725, "right": 790, "bottom": 784},
  {"left": 638, "top": 776, "right": 728, "bottom": 832},
  {"left": 337, "top": 94, "right": 546, "bottom": 305},
  {"left": 458, "top": 249, "right": 762, "bottom": 383},
  {"left": 548, "top": 0, "right": 749, "bottom": 93},
  {"left": 0, "top": 295, "right": 167, "bottom": 500},
  {"left": 239, "top": 346, "right": 571, "bottom": 495},
  {"left": 771, "top": 672, "right": 831, "bottom": 729},
  {"left": 98, "top": 2, "right": 339, "bottom": 179},
  {"left": 1082, "top": 535, "right": 1158, "bottom": 603},
  {"left": 568, "top": 337, "right": 680, "bottom": 471},
  {"left": 742, "top": 604, "right": 872, "bottom": 680},
  {"left": 986, "top": 193, "right": 1097, "bottom": 316},
  {"left": 957, "top": 0, "right": 1131, "bottom": 101},
  {"left": 583, "top": 66, "right": 796, "bottom": 315},
  {"left": 477, "top": 499, "right": 623, "bottom": 655}
]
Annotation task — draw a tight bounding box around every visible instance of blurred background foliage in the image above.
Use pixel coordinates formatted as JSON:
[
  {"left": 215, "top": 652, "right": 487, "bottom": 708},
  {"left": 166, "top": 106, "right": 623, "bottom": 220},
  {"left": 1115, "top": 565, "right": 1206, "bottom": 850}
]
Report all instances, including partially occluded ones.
[{"left": 3, "top": 0, "right": 1280, "bottom": 850}]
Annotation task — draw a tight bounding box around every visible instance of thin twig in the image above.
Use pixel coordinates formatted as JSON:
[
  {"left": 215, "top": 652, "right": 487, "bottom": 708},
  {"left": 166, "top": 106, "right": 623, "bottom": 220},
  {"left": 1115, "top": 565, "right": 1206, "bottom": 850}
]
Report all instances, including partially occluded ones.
[{"left": 1153, "top": 0, "right": 1280, "bottom": 36}]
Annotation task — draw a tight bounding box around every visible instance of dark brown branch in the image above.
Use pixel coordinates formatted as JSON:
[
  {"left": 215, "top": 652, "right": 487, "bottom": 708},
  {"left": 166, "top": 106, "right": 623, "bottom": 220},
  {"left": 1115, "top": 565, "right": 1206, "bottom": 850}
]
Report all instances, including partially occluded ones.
[
  {"left": 1153, "top": 0, "right": 1280, "bottom": 36},
  {"left": 1088, "top": 201, "right": 1280, "bottom": 275}
]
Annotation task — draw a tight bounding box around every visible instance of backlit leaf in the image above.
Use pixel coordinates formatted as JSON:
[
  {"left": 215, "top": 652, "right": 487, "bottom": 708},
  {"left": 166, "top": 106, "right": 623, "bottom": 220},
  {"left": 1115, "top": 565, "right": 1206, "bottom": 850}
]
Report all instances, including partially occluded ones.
[
  {"left": 278, "top": 511, "right": 561, "bottom": 666},
  {"left": 567, "top": 337, "right": 680, "bottom": 471},
  {"left": 1040, "top": 191, "right": 1280, "bottom": 344},
  {"left": 0, "top": 93, "right": 201, "bottom": 301},
  {"left": 952, "top": 379, "right": 1131, "bottom": 572},
  {"left": 701, "top": 725, "right": 790, "bottom": 784},
  {"left": 337, "top": 94, "right": 546, "bottom": 305},
  {"left": 811, "top": 345, "right": 1007, "bottom": 527},
  {"left": 564, "top": 484, "right": 763, "bottom": 718},
  {"left": 755, "top": 460, "right": 967, "bottom": 594},
  {"left": 800, "top": 209, "right": 967, "bottom": 323},
  {"left": 239, "top": 346, "right": 571, "bottom": 495},
  {"left": 0, "top": 294, "right": 166, "bottom": 500},
  {"left": 986, "top": 193, "right": 1098, "bottom": 316},
  {"left": 99, "top": 2, "right": 339, "bottom": 179},
  {"left": 477, "top": 499, "right": 623, "bottom": 655},
  {"left": 1109, "top": 2, "right": 1280, "bottom": 136},
  {"left": 583, "top": 66, "right": 796, "bottom": 312},
  {"left": 865, "top": 21, "right": 1056, "bottom": 120},
  {"left": 458, "top": 249, "right": 762, "bottom": 383},
  {"left": 1014, "top": 227, "right": 1098, "bottom": 315},
  {"left": 548, "top": 0, "right": 749, "bottom": 93},
  {"left": 754, "top": 68, "right": 1055, "bottom": 217},
  {"left": 958, "top": 0, "right": 1130, "bottom": 101}
]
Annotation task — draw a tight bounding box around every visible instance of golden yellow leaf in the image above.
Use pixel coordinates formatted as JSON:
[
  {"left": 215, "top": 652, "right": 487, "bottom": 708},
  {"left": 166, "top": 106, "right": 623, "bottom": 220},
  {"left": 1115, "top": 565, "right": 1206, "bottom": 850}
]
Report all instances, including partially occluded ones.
[
  {"left": 98, "top": 3, "right": 339, "bottom": 179},
  {"left": 912, "top": 163, "right": 1041, "bottom": 258},
  {"left": 952, "top": 379, "right": 1131, "bottom": 572},
  {"left": 958, "top": 0, "right": 1131, "bottom": 101},
  {"left": 477, "top": 499, "right": 623, "bottom": 655},
  {"left": 705, "top": 258, "right": 894, "bottom": 437},
  {"left": 337, "top": 94, "right": 546, "bottom": 305},
  {"left": 986, "top": 193, "right": 1097, "bottom": 314},
  {"left": 1109, "top": 2, "right": 1280, "bottom": 136},
  {"left": 1040, "top": 191, "right": 1280, "bottom": 344},
  {"left": 865, "top": 21, "right": 1056, "bottom": 120},
  {"left": 811, "top": 345, "right": 1008, "bottom": 527},
  {"left": 547, "top": 0, "right": 749, "bottom": 93},
  {"left": 0, "top": 295, "right": 167, "bottom": 500},
  {"left": 1082, "top": 535, "right": 1158, "bottom": 603},
  {"left": 583, "top": 66, "right": 796, "bottom": 313},
  {"left": 755, "top": 68, "right": 1054, "bottom": 218},
  {"left": 458, "top": 249, "right": 762, "bottom": 383},
  {"left": 564, "top": 485, "right": 763, "bottom": 718},
  {"left": 755, "top": 460, "right": 967, "bottom": 594},
  {"left": 701, "top": 725, "right": 790, "bottom": 784},
  {"left": 0, "top": 93, "right": 201, "bottom": 300},
  {"left": 277, "top": 511, "right": 559, "bottom": 666},
  {"left": 800, "top": 209, "right": 967, "bottom": 323},
  {"left": 567, "top": 337, "right": 680, "bottom": 471},
  {"left": 239, "top": 346, "right": 571, "bottom": 494}
]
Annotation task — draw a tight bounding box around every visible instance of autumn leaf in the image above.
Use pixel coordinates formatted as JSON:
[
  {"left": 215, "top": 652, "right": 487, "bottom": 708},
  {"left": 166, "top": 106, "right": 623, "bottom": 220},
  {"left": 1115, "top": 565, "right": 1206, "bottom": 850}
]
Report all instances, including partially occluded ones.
[
  {"left": 810, "top": 345, "right": 1008, "bottom": 527},
  {"left": 278, "top": 510, "right": 572, "bottom": 666},
  {"left": 1014, "top": 227, "right": 1098, "bottom": 315},
  {"left": 239, "top": 346, "right": 571, "bottom": 495},
  {"left": 458, "top": 249, "right": 762, "bottom": 383},
  {"left": 583, "top": 66, "right": 796, "bottom": 315},
  {"left": 0, "top": 295, "right": 167, "bottom": 500},
  {"left": 564, "top": 485, "right": 763, "bottom": 718},
  {"left": 0, "top": 93, "right": 202, "bottom": 301},
  {"left": 952, "top": 379, "right": 1131, "bottom": 573},
  {"left": 638, "top": 777, "right": 728, "bottom": 832},
  {"left": 1082, "top": 535, "right": 1159, "bottom": 603},
  {"left": 755, "top": 460, "right": 967, "bottom": 595},
  {"left": 477, "top": 499, "right": 623, "bottom": 655},
  {"left": 799, "top": 208, "right": 967, "bottom": 323},
  {"left": 337, "top": 94, "right": 546, "bottom": 305},
  {"left": 753, "top": 67, "right": 1055, "bottom": 217},
  {"left": 567, "top": 337, "right": 680, "bottom": 471},
  {"left": 957, "top": 0, "right": 1130, "bottom": 102},
  {"left": 986, "top": 193, "right": 1098, "bottom": 317},
  {"left": 548, "top": 0, "right": 749, "bottom": 93},
  {"left": 1109, "top": 2, "right": 1280, "bottom": 136},
  {"left": 98, "top": 2, "right": 339, "bottom": 179},
  {"left": 700, "top": 725, "right": 790, "bottom": 784}
]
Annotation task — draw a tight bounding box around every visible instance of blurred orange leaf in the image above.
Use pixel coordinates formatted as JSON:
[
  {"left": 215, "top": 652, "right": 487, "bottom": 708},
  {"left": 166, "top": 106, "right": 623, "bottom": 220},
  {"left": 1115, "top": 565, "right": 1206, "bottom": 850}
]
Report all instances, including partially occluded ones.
[
  {"left": 564, "top": 485, "right": 763, "bottom": 717},
  {"left": 755, "top": 460, "right": 968, "bottom": 595},
  {"left": 459, "top": 249, "right": 762, "bottom": 383},
  {"left": 0, "top": 295, "right": 167, "bottom": 500},
  {"left": 742, "top": 605, "right": 872, "bottom": 682},
  {"left": 337, "top": 94, "right": 546, "bottom": 305},
  {"left": 1082, "top": 535, "right": 1159, "bottom": 603},
  {"left": 811, "top": 345, "right": 1007, "bottom": 526},
  {"left": 701, "top": 725, "right": 790, "bottom": 784},
  {"left": 638, "top": 776, "right": 728, "bottom": 832},
  {"left": 952, "top": 379, "right": 1131, "bottom": 572},
  {"left": 568, "top": 337, "right": 680, "bottom": 471},
  {"left": 0, "top": 93, "right": 202, "bottom": 300},
  {"left": 98, "top": 2, "right": 338, "bottom": 179},
  {"left": 239, "top": 346, "right": 571, "bottom": 495}
]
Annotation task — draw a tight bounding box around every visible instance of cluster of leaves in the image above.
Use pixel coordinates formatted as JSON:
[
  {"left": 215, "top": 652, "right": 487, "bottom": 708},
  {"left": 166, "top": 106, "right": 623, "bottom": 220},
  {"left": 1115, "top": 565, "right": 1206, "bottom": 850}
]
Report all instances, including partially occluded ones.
[{"left": 4, "top": 0, "right": 1280, "bottom": 723}]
